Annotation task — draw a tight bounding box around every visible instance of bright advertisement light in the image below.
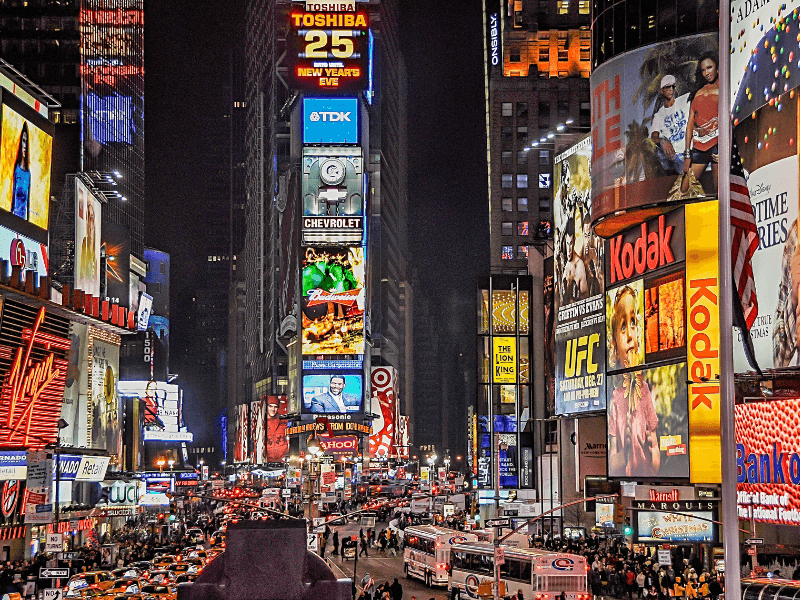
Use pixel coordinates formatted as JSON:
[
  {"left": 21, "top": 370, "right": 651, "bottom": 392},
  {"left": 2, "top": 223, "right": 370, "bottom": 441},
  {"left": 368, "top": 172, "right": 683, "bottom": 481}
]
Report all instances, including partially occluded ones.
[{"left": 117, "top": 380, "right": 192, "bottom": 442}]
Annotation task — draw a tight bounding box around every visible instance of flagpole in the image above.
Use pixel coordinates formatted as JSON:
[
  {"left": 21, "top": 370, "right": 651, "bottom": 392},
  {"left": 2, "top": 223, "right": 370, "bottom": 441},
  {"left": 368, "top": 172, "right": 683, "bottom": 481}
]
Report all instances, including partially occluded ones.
[{"left": 718, "top": 0, "right": 743, "bottom": 595}]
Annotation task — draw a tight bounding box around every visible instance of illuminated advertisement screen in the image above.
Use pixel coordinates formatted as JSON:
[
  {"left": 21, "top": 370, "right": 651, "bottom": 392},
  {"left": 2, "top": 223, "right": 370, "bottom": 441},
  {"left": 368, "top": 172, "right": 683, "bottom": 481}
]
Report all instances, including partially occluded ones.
[
  {"left": 102, "top": 222, "right": 130, "bottom": 307},
  {"left": 116, "top": 381, "right": 192, "bottom": 442},
  {"left": 302, "top": 147, "right": 363, "bottom": 245},
  {"left": 265, "top": 396, "right": 289, "bottom": 463},
  {"left": 553, "top": 136, "right": 606, "bottom": 415},
  {"left": 234, "top": 403, "right": 248, "bottom": 463},
  {"left": 302, "top": 373, "right": 363, "bottom": 414},
  {"left": 369, "top": 366, "right": 397, "bottom": 456},
  {"left": 301, "top": 246, "right": 364, "bottom": 355},
  {"left": 91, "top": 338, "right": 121, "bottom": 458},
  {"left": 85, "top": 93, "right": 133, "bottom": 144},
  {"left": 590, "top": 33, "right": 718, "bottom": 236},
  {"left": 251, "top": 398, "right": 265, "bottom": 464},
  {"left": 736, "top": 399, "right": 800, "bottom": 525},
  {"left": 0, "top": 94, "right": 53, "bottom": 240},
  {"left": 75, "top": 178, "right": 102, "bottom": 297},
  {"left": 287, "top": 9, "right": 370, "bottom": 93},
  {"left": 636, "top": 510, "right": 715, "bottom": 543},
  {"left": 303, "top": 97, "right": 359, "bottom": 144}
]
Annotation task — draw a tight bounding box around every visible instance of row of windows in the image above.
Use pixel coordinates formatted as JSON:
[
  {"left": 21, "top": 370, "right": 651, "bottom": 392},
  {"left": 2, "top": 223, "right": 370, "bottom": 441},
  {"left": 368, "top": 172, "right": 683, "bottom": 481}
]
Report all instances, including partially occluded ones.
[
  {"left": 501, "top": 221, "right": 530, "bottom": 237},
  {"left": 405, "top": 536, "right": 435, "bottom": 555},
  {"left": 591, "top": 0, "right": 718, "bottom": 69},
  {"left": 500, "top": 101, "right": 569, "bottom": 129},
  {"left": 0, "top": 16, "right": 79, "bottom": 32},
  {"left": 451, "top": 552, "right": 533, "bottom": 583},
  {"left": 501, "top": 245, "right": 530, "bottom": 260},
  {"left": 501, "top": 197, "right": 530, "bottom": 212}
]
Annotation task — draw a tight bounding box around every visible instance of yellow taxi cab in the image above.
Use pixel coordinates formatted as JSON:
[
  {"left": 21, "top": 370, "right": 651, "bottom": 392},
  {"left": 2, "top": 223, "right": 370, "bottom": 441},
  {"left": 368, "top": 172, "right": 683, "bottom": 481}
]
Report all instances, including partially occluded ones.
[
  {"left": 139, "top": 584, "right": 177, "bottom": 600},
  {"left": 65, "top": 571, "right": 117, "bottom": 594}
]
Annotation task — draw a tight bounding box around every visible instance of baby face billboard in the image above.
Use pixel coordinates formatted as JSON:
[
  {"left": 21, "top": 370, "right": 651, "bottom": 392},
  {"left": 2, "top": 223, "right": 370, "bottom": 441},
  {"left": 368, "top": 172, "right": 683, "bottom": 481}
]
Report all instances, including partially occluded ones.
[
  {"left": 554, "top": 136, "right": 607, "bottom": 415},
  {"left": 301, "top": 246, "right": 365, "bottom": 355},
  {"left": 590, "top": 33, "right": 718, "bottom": 236},
  {"left": 75, "top": 178, "right": 102, "bottom": 298}
]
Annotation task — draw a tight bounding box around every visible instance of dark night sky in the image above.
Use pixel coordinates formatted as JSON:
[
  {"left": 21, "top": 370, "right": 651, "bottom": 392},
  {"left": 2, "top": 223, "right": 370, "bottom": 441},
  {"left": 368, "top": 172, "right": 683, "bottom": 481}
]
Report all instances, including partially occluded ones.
[{"left": 144, "top": 1, "right": 488, "bottom": 435}]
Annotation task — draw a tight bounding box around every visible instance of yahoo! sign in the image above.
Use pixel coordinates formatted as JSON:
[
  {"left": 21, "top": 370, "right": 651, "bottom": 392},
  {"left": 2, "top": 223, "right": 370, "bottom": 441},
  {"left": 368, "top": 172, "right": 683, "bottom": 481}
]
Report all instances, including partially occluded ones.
[{"left": 320, "top": 435, "right": 359, "bottom": 456}]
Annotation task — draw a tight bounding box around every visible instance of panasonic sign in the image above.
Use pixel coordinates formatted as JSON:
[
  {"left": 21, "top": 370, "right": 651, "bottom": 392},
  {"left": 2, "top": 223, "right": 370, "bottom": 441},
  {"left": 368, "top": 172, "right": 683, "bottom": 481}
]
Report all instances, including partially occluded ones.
[{"left": 303, "top": 97, "right": 359, "bottom": 144}]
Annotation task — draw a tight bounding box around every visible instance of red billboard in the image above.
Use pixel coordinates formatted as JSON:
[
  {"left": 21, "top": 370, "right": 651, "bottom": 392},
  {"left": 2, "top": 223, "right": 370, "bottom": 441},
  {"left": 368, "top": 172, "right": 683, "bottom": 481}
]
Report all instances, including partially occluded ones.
[
  {"left": 736, "top": 398, "right": 800, "bottom": 525},
  {"left": 0, "top": 304, "right": 70, "bottom": 450},
  {"left": 265, "top": 396, "right": 289, "bottom": 463}
]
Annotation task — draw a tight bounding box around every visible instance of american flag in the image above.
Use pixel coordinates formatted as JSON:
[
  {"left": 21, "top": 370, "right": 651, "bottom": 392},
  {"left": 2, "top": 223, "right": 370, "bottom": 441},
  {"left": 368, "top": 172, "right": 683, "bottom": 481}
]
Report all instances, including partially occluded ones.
[{"left": 729, "top": 138, "right": 759, "bottom": 330}]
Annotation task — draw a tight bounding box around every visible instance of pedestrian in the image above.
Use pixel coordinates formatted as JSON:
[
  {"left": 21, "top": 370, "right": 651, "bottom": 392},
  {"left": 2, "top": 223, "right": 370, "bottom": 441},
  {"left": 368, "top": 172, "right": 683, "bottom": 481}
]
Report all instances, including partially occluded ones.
[
  {"left": 637, "top": 569, "right": 646, "bottom": 598},
  {"left": 360, "top": 536, "right": 369, "bottom": 557},
  {"left": 333, "top": 530, "right": 340, "bottom": 556},
  {"left": 390, "top": 577, "right": 403, "bottom": 600}
]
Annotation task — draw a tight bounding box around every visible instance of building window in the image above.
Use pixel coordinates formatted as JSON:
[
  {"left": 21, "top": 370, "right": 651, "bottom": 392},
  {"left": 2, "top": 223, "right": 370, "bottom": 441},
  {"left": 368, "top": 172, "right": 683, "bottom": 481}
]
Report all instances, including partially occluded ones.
[
  {"left": 580, "top": 101, "right": 591, "bottom": 127},
  {"left": 538, "top": 102, "right": 550, "bottom": 128},
  {"left": 518, "top": 245, "right": 530, "bottom": 259},
  {"left": 517, "top": 174, "right": 529, "bottom": 188},
  {"left": 501, "top": 102, "right": 513, "bottom": 117},
  {"left": 502, "top": 246, "right": 514, "bottom": 260},
  {"left": 518, "top": 197, "right": 528, "bottom": 211},
  {"left": 517, "top": 102, "right": 528, "bottom": 118},
  {"left": 517, "top": 150, "right": 528, "bottom": 165},
  {"left": 580, "top": 42, "right": 591, "bottom": 62},
  {"left": 516, "top": 127, "right": 528, "bottom": 143},
  {"left": 539, "top": 45, "right": 550, "bottom": 62},
  {"left": 539, "top": 150, "right": 550, "bottom": 165},
  {"left": 557, "top": 0, "right": 569, "bottom": 14},
  {"left": 540, "top": 197, "right": 552, "bottom": 214},
  {"left": 558, "top": 100, "right": 570, "bottom": 120},
  {"left": 579, "top": 0, "right": 589, "bottom": 13},
  {"left": 501, "top": 126, "right": 513, "bottom": 142},
  {"left": 502, "top": 197, "right": 514, "bottom": 212},
  {"left": 509, "top": 46, "right": 521, "bottom": 62},
  {"left": 502, "top": 174, "right": 513, "bottom": 188},
  {"left": 501, "top": 222, "right": 514, "bottom": 236},
  {"left": 518, "top": 221, "right": 529, "bottom": 236},
  {"left": 502, "top": 151, "right": 512, "bottom": 165}
]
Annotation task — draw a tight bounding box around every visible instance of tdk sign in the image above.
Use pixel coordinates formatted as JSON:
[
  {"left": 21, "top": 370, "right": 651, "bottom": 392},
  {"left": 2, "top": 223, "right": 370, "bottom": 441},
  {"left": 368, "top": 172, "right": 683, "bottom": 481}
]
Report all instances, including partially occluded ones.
[{"left": 304, "top": 97, "right": 359, "bottom": 145}]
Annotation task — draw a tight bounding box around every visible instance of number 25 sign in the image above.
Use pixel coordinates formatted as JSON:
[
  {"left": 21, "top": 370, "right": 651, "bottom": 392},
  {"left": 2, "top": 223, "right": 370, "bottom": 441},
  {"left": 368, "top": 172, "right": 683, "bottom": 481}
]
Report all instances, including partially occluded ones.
[{"left": 288, "top": 8, "right": 370, "bottom": 93}]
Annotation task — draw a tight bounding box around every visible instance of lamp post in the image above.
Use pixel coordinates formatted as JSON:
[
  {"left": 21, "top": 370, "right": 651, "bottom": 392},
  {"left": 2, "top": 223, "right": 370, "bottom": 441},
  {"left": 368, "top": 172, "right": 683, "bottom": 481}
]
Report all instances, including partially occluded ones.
[
  {"left": 156, "top": 458, "right": 166, "bottom": 474},
  {"left": 53, "top": 418, "right": 69, "bottom": 529}
]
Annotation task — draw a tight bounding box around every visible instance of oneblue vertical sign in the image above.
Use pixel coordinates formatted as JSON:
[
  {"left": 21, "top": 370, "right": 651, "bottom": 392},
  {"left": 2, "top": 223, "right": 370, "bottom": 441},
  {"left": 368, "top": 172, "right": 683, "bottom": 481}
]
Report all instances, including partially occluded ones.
[
  {"left": 303, "top": 97, "right": 359, "bottom": 144},
  {"left": 485, "top": 0, "right": 502, "bottom": 76}
]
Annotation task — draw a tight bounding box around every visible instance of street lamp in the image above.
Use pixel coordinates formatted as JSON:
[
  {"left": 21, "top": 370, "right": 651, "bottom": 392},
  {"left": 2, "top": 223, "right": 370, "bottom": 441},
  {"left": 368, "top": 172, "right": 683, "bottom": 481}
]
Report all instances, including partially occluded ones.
[{"left": 156, "top": 458, "right": 166, "bottom": 474}]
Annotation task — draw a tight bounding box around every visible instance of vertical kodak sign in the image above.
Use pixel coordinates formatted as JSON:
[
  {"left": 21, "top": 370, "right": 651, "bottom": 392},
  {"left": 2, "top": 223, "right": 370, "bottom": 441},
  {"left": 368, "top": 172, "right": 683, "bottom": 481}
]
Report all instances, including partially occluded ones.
[
  {"left": 493, "top": 337, "right": 516, "bottom": 383},
  {"left": 685, "top": 201, "right": 721, "bottom": 483}
]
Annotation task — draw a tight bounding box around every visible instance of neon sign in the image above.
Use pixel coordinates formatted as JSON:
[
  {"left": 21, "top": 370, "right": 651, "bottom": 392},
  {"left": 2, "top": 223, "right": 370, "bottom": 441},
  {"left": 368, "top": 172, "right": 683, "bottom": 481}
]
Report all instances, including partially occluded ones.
[
  {"left": 0, "top": 307, "right": 70, "bottom": 449},
  {"left": 287, "top": 10, "right": 370, "bottom": 92}
]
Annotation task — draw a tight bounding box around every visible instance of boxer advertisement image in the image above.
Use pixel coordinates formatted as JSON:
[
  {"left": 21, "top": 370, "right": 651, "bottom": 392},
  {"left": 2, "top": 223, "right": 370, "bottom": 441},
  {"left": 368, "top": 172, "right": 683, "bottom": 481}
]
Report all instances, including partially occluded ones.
[{"left": 554, "top": 136, "right": 606, "bottom": 415}]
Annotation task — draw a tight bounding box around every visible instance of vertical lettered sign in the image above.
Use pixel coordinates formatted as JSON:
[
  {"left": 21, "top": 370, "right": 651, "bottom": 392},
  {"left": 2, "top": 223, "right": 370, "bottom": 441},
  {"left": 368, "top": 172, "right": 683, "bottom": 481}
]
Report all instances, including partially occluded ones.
[{"left": 493, "top": 337, "right": 517, "bottom": 383}]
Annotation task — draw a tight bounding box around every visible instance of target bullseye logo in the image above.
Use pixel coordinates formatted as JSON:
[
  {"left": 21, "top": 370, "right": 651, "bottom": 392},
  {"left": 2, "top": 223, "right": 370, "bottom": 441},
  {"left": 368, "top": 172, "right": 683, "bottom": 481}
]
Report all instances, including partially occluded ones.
[
  {"left": 465, "top": 574, "right": 481, "bottom": 598},
  {"left": 553, "top": 558, "right": 575, "bottom": 571},
  {"left": 2, "top": 480, "right": 19, "bottom": 518}
]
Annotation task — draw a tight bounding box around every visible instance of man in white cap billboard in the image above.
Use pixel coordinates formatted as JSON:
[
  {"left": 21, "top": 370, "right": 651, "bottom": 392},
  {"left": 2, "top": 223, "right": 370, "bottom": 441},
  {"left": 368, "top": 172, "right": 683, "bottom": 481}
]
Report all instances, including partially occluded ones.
[{"left": 650, "top": 74, "right": 691, "bottom": 175}]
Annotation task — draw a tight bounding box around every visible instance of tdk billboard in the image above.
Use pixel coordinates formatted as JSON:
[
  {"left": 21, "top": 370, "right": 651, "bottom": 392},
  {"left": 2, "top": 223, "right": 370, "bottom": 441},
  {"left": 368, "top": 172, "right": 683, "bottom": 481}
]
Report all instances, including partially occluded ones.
[{"left": 303, "top": 97, "right": 359, "bottom": 145}]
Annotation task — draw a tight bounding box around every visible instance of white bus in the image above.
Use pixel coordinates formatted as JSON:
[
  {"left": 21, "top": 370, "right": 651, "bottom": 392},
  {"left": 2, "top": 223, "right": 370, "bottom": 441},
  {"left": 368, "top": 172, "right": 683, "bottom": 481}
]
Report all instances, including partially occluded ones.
[
  {"left": 403, "top": 525, "right": 479, "bottom": 587},
  {"left": 449, "top": 541, "right": 590, "bottom": 600}
]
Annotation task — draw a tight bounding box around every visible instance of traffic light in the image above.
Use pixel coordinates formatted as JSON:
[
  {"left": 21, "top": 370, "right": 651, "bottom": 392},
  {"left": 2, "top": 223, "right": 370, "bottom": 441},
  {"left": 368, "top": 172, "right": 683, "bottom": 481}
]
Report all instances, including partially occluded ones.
[
  {"left": 623, "top": 516, "right": 632, "bottom": 536},
  {"left": 170, "top": 501, "right": 176, "bottom": 520}
]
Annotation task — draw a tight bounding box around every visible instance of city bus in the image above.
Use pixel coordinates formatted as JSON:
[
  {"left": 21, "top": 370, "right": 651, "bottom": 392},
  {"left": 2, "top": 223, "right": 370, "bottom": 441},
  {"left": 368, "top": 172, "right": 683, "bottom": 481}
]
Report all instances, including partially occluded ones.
[
  {"left": 448, "top": 541, "right": 590, "bottom": 600},
  {"left": 742, "top": 578, "right": 800, "bottom": 600},
  {"left": 402, "top": 525, "right": 479, "bottom": 587}
]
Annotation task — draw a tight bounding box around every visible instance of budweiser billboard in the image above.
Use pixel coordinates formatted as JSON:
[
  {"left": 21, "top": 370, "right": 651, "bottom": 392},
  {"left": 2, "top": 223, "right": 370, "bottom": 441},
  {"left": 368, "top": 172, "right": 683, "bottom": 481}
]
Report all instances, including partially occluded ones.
[{"left": 301, "top": 246, "right": 364, "bottom": 355}]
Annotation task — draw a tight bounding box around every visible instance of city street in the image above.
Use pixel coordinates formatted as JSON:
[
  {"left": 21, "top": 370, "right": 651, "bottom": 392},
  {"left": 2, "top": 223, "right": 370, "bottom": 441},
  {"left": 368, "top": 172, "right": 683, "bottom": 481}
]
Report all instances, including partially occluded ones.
[{"left": 320, "top": 522, "right": 449, "bottom": 600}]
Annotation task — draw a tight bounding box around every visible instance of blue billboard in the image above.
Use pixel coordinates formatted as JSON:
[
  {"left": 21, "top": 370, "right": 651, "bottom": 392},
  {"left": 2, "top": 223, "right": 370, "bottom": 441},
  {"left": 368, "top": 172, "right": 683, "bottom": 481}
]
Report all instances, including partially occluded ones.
[
  {"left": 84, "top": 93, "right": 133, "bottom": 144},
  {"left": 303, "top": 98, "right": 359, "bottom": 145}
]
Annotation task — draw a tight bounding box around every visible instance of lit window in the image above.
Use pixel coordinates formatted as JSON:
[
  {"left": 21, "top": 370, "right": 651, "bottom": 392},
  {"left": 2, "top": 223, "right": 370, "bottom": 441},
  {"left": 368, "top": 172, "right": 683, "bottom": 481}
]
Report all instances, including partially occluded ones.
[
  {"left": 518, "top": 197, "right": 528, "bottom": 211},
  {"left": 518, "top": 222, "right": 529, "bottom": 236},
  {"left": 501, "top": 102, "right": 513, "bottom": 117},
  {"left": 578, "top": 0, "right": 589, "bottom": 13},
  {"left": 516, "top": 174, "right": 528, "bottom": 188},
  {"left": 502, "top": 197, "right": 514, "bottom": 212},
  {"left": 518, "top": 245, "right": 529, "bottom": 259},
  {"left": 502, "top": 151, "right": 513, "bottom": 165},
  {"left": 502, "top": 246, "right": 514, "bottom": 260},
  {"left": 557, "top": 1, "right": 569, "bottom": 14},
  {"left": 517, "top": 151, "right": 528, "bottom": 165},
  {"left": 501, "top": 222, "right": 514, "bottom": 236},
  {"left": 502, "top": 174, "right": 513, "bottom": 188},
  {"left": 539, "top": 150, "right": 550, "bottom": 165}
]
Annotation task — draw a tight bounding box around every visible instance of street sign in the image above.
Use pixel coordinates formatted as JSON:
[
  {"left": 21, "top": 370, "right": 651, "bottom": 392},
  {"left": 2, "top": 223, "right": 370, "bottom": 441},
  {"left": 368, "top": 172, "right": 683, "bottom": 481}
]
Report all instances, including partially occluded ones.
[
  {"left": 747, "top": 547, "right": 757, "bottom": 556},
  {"left": 485, "top": 518, "right": 511, "bottom": 528},
  {"left": 744, "top": 538, "right": 764, "bottom": 545},
  {"left": 39, "top": 568, "right": 69, "bottom": 579},
  {"left": 657, "top": 550, "right": 671, "bottom": 565},
  {"left": 282, "top": 488, "right": 292, "bottom": 497},
  {"left": 494, "top": 547, "right": 505, "bottom": 566},
  {"left": 307, "top": 533, "right": 319, "bottom": 552},
  {"left": 43, "top": 590, "right": 63, "bottom": 600},
  {"left": 45, "top": 533, "right": 62, "bottom": 553},
  {"left": 312, "top": 517, "right": 326, "bottom": 533}
]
